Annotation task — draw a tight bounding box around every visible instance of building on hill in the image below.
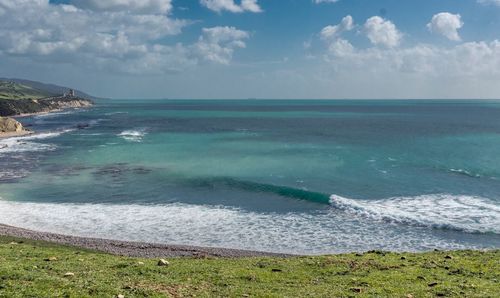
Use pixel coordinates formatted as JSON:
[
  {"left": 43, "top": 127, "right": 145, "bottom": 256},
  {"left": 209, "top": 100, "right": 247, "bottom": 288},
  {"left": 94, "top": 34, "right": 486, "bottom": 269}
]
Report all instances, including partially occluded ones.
[{"left": 65, "top": 89, "right": 75, "bottom": 97}]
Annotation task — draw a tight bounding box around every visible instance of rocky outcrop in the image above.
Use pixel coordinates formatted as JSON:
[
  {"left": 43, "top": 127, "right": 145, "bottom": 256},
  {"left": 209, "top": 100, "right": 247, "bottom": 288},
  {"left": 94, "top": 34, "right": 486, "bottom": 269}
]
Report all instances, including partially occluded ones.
[
  {"left": 0, "top": 116, "right": 32, "bottom": 138},
  {"left": 0, "top": 117, "right": 25, "bottom": 133},
  {"left": 0, "top": 96, "right": 93, "bottom": 117}
]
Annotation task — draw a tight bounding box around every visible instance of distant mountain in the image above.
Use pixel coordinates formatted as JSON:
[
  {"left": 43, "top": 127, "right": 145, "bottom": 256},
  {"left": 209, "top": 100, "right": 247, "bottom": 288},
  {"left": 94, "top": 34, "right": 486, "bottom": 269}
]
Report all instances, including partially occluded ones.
[{"left": 0, "top": 78, "right": 96, "bottom": 100}]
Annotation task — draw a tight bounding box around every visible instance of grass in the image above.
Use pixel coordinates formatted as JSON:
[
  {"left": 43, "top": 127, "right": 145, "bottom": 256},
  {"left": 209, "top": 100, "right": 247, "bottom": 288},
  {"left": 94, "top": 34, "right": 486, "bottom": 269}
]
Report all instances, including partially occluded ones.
[
  {"left": 0, "top": 236, "right": 498, "bottom": 297},
  {"left": 0, "top": 81, "right": 52, "bottom": 100}
]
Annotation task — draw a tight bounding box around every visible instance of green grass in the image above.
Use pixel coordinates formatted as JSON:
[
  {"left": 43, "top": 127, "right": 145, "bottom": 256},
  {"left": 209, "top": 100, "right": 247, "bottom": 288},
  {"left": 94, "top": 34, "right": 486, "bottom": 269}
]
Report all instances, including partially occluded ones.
[
  {"left": 0, "top": 236, "right": 498, "bottom": 297},
  {"left": 0, "top": 81, "right": 52, "bottom": 100}
]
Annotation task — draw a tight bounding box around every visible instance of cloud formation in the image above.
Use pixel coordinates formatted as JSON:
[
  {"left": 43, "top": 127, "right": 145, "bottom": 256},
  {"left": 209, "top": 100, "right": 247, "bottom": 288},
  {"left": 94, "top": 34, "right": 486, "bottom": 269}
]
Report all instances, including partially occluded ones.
[
  {"left": 477, "top": 0, "right": 500, "bottom": 6},
  {"left": 364, "top": 16, "right": 402, "bottom": 47},
  {"left": 0, "top": 0, "right": 250, "bottom": 74},
  {"left": 427, "top": 13, "right": 463, "bottom": 41},
  {"left": 320, "top": 15, "right": 500, "bottom": 81},
  {"left": 71, "top": 0, "right": 173, "bottom": 14},
  {"left": 194, "top": 26, "right": 250, "bottom": 64},
  {"left": 319, "top": 15, "right": 356, "bottom": 57},
  {"left": 200, "top": 0, "right": 262, "bottom": 13},
  {"left": 324, "top": 40, "right": 500, "bottom": 77},
  {"left": 320, "top": 15, "right": 354, "bottom": 41}
]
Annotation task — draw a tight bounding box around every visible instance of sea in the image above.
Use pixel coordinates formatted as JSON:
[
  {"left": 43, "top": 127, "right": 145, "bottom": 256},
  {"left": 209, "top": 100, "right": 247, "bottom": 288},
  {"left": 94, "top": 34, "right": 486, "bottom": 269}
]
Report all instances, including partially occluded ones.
[{"left": 1, "top": 99, "right": 499, "bottom": 254}]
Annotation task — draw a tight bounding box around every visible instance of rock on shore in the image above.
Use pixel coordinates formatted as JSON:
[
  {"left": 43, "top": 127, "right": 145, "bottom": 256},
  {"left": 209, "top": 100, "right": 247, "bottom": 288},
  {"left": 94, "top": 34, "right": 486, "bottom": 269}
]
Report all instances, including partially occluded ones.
[
  {"left": 0, "top": 117, "right": 31, "bottom": 138},
  {"left": 0, "top": 117, "right": 25, "bottom": 133}
]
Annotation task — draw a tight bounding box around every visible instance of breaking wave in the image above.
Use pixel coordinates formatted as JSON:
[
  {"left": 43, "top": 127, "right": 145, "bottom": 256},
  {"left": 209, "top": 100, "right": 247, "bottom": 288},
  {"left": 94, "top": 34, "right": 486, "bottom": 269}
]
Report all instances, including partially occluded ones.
[
  {"left": 173, "top": 177, "right": 499, "bottom": 235},
  {"left": 118, "top": 129, "right": 147, "bottom": 142},
  {"left": 142, "top": 176, "right": 499, "bottom": 235},
  {"left": 449, "top": 168, "right": 481, "bottom": 178},
  {"left": 330, "top": 194, "right": 500, "bottom": 234},
  {"left": 0, "top": 199, "right": 495, "bottom": 254},
  {"left": 0, "top": 129, "right": 74, "bottom": 154}
]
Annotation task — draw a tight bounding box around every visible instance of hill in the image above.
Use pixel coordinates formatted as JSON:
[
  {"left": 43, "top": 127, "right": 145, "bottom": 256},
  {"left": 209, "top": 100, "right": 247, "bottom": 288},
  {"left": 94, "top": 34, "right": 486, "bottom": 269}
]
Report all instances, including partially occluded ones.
[
  {"left": 0, "top": 81, "right": 54, "bottom": 100},
  {"left": 0, "top": 80, "right": 94, "bottom": 117},
  {"left": 0, "top": 78, "right": 95, "bottom": 100},
  {"left": 0, "top": 78, "right": 97, "bottom": 99}
]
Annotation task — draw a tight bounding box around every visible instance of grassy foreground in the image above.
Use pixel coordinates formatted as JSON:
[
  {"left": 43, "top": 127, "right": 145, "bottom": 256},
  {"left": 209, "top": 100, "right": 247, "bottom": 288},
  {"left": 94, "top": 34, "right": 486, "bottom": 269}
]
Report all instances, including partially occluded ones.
[{"left": 0, "top": 236, "right": 498, "bottom": 297}]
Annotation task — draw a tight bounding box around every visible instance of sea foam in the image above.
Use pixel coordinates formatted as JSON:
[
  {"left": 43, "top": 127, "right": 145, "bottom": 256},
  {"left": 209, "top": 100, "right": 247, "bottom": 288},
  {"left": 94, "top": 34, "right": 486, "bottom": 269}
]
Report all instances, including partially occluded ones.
[
  {"left": 330, "top": 194, "right": 500, "bottom": 234},
  {"left": 0, "top": 129, "right": 73, "bottom": 154},
  {"left": 118, "top": 129, "right": 147, "bottom": 142},
  {"left": 0, "top": 199, "right": 497, "bottom": 254}
]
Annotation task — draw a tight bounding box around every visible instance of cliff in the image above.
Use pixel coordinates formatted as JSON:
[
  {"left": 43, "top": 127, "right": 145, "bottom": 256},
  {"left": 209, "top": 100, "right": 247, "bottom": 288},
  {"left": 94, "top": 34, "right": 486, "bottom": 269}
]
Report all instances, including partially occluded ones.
[
  {"left": 0, "top": 97, "right": 93, "bottom": 117},
  {"left": 0, "top": 78, "right": 95, "bottom": 100},
  {"left": 0, "top": 117, "right": 25, "bottom": 133},
  {"left": 0, "top": 80, "right": 94, "bottom": 117},
  {"left": 0, "top": 116, "right": 31, "bottom": 138}
]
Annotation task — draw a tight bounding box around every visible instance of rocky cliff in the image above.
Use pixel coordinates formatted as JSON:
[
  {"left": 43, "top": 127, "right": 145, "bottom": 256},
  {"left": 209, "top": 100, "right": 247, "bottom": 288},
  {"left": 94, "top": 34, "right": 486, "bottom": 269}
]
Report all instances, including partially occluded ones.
[
  {"left": 0, "top": 97, "right": 93, "bottom": 117},
  {"left": 0, "top": 117, "right": 27, "bottom": 133}
]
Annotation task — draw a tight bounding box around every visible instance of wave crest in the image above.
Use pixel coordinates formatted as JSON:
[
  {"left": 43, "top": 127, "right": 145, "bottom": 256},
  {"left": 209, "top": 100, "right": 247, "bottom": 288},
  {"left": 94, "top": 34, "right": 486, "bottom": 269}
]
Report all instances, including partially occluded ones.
[
  {"left": 118, "top": 129, "right": 147, "bottom": 142},
  {"left": 0, "top": 129, "right": 74, "bottom": 154},
  {"left": 330, "top": 194, "right": 500, "bottom": 234}
]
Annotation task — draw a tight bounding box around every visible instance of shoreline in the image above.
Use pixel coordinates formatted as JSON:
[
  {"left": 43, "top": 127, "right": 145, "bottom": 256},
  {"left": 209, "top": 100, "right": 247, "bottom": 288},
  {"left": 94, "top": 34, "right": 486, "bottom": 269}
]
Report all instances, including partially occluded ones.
[
  {"left": 13, "top": 109, "right": 62, "bottom": 118},
  {"left": 0, "top": 224, "right": 292, "bottom": 258},
  {"left": 0, "top": 130, "right": 33, "bottom": 139}
]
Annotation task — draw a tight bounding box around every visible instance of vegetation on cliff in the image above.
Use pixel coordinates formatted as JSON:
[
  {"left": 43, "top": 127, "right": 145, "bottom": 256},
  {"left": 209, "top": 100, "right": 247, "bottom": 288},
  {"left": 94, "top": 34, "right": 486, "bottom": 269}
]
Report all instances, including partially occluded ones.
[
  {"left": 0, "top": 81, "right": 53, "bottom": 100},
  {"left": 0, "top": 97, "right": 93, "bottom": 117},
  {"left": 0, "top": 78, "right": 94, "bottom": 100},
  {"left": 0, "top": 80, "right": 93, "bottom": 117},
  {"left": 0, "top": 236, "right": 498, "bottom": 297}
]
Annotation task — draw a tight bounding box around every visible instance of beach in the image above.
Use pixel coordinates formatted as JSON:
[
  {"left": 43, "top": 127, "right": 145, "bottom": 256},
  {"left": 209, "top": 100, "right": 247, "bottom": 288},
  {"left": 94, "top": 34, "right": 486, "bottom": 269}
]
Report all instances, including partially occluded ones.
[{"left": 0, "top": 224, "right": 289, "bottom": 258}]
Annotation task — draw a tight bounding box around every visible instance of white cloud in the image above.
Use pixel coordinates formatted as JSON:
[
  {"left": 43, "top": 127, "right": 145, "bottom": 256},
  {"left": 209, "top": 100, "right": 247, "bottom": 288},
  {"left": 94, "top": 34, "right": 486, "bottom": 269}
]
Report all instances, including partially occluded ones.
[
  {"left": 200, "top": 0, "right": 262, "bottom": 13},
  {"left": 364, "top": 16, "right": 402, "bottom": 48},
  {"left": 427, "top": 12, "right": 463, "bottom": 41},
  {"left": 319, "top": 15, "right": 355, "bottom": 58},
  {"left": 318, "top": 15, "right": 500, "bottom": 83},
  {"left": 0, "top": 0, "right": 250, "bottom": 74},
  {"left": 194, "top": 26, "right": 250, "bottom": 64},
  {"left": 320, "top": 15, "right": 354, "bottom": 41},
  {"left": 323, "top": 38, "right": 500, "bottom": 79},
  {"left": 241, "top": 0, "right": 262, "bottom": 12},
  {"left": 477, "top": 0, "right": 500, "bottom": 6},
  {"left": 326, "top": 39, "right": 355, "bottom": 57},
  {"left": 71, "top": 0, "right": 173, "bottom": 14}
]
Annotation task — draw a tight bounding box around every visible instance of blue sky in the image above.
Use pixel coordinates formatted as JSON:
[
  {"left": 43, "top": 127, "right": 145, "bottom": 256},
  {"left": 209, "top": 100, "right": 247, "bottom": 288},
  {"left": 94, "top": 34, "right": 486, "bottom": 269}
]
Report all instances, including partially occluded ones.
[{"left": 1, "top": 0, "right": 500, "bottom": 99}]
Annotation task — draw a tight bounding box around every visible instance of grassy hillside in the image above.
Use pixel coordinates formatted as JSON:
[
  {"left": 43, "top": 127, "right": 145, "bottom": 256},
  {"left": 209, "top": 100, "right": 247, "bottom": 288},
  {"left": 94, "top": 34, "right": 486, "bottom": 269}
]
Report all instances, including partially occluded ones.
[
  {"left": 1, "top": 78, "right": 95, "bottom": 100},
  {"left": 0, "top": 81, "right": 54, "bottom": 100},
  {"left": 0, "top": 236, "right": 498, "bottom": 297}
]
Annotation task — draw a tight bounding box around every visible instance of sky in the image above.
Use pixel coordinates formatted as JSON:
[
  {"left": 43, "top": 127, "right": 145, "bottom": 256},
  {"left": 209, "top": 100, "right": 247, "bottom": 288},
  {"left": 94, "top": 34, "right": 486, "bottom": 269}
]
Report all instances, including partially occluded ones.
[{"left": 0, "top": 0, "right": 499, "bottom": 99}]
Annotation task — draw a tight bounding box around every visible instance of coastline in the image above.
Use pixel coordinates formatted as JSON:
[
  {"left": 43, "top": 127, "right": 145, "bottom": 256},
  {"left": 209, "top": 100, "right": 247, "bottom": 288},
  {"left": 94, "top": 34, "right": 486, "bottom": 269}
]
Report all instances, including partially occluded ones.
[
  {"left": 0, "top": 130, "right": 33, "bottom": 139},
  {"left": 0, "top": 224, "right": 291, "bottom": 258},
  {"left": 1, "top": 97, "right": 93, "bottom": 141},
  {"left": 13, "top": 109, "right": 62, "bottom": 118}
]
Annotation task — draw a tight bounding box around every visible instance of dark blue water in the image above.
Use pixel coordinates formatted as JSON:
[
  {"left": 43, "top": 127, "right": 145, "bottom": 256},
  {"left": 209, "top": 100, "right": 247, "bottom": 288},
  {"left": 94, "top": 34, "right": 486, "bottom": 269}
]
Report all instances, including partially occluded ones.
[{"left": 0, "top": 100, "right": 499, "bottom": 253}]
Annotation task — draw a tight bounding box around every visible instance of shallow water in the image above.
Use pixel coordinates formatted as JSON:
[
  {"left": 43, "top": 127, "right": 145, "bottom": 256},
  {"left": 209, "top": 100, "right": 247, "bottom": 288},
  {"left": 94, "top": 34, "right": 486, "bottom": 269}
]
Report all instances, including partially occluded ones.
[{"left": 1, "top": 100, "right": 499, "bottom": 254}]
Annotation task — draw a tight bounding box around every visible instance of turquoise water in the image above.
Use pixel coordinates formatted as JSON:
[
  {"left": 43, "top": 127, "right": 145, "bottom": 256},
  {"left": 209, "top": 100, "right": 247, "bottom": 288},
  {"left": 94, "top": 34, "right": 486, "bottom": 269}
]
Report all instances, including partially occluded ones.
[{"left": 0, "top": 100, "right": 499, "bottom": 253}]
